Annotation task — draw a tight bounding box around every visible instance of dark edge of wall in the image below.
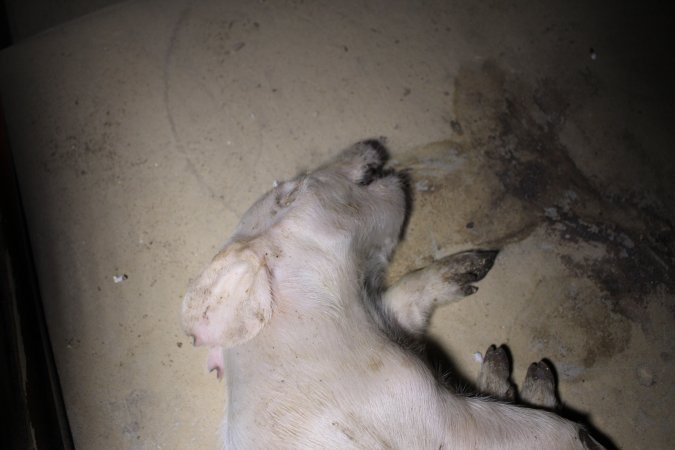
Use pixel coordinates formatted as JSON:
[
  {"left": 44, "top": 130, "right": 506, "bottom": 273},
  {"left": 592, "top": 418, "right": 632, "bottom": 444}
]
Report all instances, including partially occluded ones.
[
  {"left": 0, "top": 100, "right": 74, "bottom": 449},
  {"left": 0, "top": 0, "right": 11, "bottom": 48}
]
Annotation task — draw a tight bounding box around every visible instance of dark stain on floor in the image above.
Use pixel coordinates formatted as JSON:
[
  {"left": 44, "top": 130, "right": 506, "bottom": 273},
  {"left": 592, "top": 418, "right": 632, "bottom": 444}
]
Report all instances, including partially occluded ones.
[
  {"left": 449, "top": 60, "right": 674, "bottom": 332},
  {"left": 393, "top": 59, "right": 674, "bottom": 375}
]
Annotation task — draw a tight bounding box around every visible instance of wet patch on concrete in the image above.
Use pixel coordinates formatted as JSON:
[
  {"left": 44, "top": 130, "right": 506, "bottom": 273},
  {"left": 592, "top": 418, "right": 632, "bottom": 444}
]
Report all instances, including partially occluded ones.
[
  {"left": 392, "top": 60, "right": 674, "bottom": 341},
  {"left": 520, "top": 274, "right": 631, "bottom": 377},
  {"left": 555, "top": 213, "right": 674, "bottom": 328}
]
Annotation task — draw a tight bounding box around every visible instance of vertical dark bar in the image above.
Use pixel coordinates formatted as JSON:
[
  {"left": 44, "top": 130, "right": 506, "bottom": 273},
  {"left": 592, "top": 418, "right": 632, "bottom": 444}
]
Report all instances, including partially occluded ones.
[
  {"left": 0, "top": 100, "right": 74, "bottom": 449},
  {"left": 0, "top": 0, "right": 10, "bottom": 48}
]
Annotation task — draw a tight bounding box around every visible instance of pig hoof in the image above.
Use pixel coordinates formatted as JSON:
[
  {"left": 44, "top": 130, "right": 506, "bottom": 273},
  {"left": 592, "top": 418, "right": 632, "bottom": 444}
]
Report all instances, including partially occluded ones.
[
  {"left": 437, "top": 250, "right": 499, "bottom": 297},
  {"left": 521, "top": 360, "right": 558, "bottom": 409},
  {"left": 477, "top": 345, "right": 515, "bottom": 401}
]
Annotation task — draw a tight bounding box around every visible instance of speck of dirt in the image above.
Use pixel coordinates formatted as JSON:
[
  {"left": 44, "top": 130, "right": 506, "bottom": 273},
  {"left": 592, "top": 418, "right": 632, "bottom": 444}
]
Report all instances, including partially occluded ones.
[{"left": 449, "top": 120, "right": 463, "bottom": 135}]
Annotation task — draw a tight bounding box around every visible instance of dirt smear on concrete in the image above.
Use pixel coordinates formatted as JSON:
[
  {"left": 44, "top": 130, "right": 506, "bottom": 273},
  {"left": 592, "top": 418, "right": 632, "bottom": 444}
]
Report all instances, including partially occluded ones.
[{"left": 391, "top": 60, "right": 674, "bottom": 364}]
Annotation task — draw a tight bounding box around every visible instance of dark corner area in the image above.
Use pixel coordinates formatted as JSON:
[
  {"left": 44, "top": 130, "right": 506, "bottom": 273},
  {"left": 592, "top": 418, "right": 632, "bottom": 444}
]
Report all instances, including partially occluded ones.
[
  {"left": 0, "top": 0, "right": 10, "bottom": 49},
  {"left": 0, "top": 2, "right": 72, "bottom": 449}
]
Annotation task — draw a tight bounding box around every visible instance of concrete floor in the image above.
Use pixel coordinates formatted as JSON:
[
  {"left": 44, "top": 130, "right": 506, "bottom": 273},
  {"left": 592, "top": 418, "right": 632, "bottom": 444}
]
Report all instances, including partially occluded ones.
[{"left": 0, "top": 0, "right": 672, "bottom": 448}]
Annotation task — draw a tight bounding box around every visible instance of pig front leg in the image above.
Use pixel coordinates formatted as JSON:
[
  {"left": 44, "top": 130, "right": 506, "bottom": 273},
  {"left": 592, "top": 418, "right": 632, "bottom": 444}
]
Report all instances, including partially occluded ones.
[{"left": 382, "top": 250, "right": 498, "bottom": 337}]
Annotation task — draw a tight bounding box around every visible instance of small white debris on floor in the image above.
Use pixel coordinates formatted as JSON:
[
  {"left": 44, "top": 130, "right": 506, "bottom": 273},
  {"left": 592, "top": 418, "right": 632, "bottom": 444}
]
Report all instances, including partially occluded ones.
[
  {"left": 473, "top": 351, "right": 484, "bottom": 363},
  {"left": 113, "top": 274, "right": 128, "bottom": 283},
  {"left": 415, "top": 179, "right": 432, "bottom": 192}
]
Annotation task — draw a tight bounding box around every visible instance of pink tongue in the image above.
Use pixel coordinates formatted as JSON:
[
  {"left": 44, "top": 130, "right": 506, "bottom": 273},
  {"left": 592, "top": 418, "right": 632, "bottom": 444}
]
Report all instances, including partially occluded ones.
[{"left": 207, "top": 347, "right": 225, "bottom": 380}]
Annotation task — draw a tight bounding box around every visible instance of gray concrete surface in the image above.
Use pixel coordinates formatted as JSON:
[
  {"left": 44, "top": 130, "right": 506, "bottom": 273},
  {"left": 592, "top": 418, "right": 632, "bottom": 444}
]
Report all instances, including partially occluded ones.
[{"left": 0, "top": 0, "right": 672, "bottom": 448}]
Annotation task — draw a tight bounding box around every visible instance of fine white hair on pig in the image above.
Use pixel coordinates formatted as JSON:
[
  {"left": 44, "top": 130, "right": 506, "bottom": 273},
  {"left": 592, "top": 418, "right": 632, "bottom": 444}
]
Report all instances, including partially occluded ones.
[{"left": 181, "top": 139, "right": 605, "bottom": 449}]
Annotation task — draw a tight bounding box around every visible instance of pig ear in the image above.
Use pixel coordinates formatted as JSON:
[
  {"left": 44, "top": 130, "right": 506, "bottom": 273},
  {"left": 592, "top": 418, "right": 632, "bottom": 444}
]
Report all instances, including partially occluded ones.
[{"left": 181, "top": 244, "right": 273, "bottom": 349}]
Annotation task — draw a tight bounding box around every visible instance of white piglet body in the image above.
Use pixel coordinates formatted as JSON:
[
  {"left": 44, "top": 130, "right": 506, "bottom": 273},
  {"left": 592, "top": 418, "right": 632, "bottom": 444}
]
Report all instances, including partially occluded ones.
[{"left": 181, "top": 140, "right": 604, "bottom": 449}]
